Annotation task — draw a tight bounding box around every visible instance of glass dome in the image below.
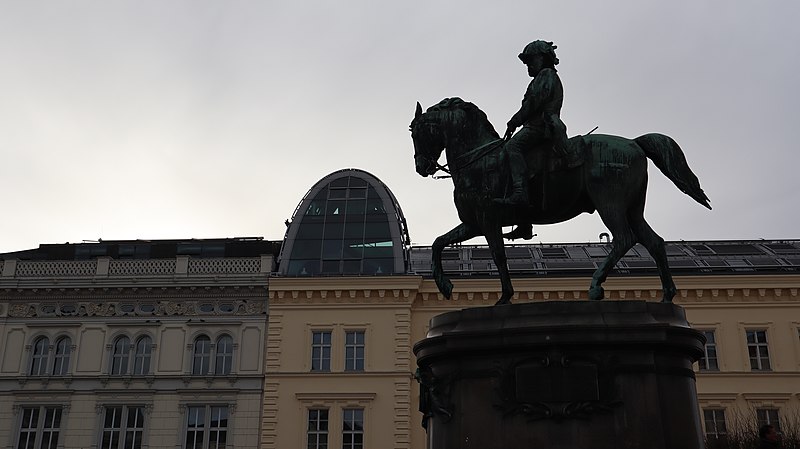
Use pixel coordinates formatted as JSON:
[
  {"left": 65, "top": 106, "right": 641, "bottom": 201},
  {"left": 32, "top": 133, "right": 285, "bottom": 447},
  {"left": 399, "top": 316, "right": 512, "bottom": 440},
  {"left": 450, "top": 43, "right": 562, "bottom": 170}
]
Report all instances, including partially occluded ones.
[{"left": 278, "top": 169, "right": 410, "bottom": 276}]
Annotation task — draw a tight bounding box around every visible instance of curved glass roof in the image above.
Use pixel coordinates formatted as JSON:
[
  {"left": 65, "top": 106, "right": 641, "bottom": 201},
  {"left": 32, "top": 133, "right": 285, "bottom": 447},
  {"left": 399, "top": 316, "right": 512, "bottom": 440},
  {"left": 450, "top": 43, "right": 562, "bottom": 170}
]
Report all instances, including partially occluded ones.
[{"left": 278, "top": 169, "right": 410, "bottom": 276}]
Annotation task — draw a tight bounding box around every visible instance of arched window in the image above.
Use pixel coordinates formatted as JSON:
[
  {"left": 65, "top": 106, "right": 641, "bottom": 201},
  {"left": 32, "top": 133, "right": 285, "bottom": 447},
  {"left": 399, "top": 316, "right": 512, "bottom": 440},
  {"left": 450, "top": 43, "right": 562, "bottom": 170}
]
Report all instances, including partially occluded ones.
[
  {"left": 30, "top": 336, "right": 50, "bottom": 376},
  {"left": 133, "top": 336, "right": 152, "bottom": 375},
  {"left": 52, "top": 337, "right": 72, "bottom": 375},
  {"left": 215, "top": 335, "right": 233, "bottom": 375},
  {"left": 278, "top": 169, "right": 410, "bottom": 276},
  {"left": 192, "top": 336, "right": 211, "bottom": 375},
  {"left": 110, "top": 336, "right": 131, "bottom": 375}
]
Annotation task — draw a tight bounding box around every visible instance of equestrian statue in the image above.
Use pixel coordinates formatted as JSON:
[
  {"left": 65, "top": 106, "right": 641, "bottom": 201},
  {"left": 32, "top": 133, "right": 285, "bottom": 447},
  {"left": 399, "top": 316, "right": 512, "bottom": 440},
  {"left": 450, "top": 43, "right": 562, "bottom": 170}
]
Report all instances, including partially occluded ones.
[{"left": 410, "top": 40, "right": 711, "bottom": 305}]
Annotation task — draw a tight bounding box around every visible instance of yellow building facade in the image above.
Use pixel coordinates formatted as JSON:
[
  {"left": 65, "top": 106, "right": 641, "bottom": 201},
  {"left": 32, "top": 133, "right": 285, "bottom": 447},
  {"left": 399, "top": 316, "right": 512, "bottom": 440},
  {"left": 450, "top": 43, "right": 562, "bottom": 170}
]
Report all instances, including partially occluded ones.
[{"left": 260, "top": 272, "right": 800, "bottom": 448}]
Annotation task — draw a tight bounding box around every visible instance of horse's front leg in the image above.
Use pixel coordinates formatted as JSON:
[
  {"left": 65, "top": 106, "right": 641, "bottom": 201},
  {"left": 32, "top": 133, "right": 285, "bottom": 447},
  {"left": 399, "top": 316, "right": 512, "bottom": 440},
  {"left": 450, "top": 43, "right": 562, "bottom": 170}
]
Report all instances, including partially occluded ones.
[
  {"left": 484, "top": 224, "right": 514, "bottom": 305},
  {"left": 431, "top": 223, "right": 478, "bottom": 299}
]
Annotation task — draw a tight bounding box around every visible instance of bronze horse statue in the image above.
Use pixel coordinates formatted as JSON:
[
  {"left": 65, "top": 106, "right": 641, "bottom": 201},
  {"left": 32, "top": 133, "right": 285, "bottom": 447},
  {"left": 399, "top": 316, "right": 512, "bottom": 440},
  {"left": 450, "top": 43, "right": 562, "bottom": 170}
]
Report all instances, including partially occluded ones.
[{"left": 410, "top": 98, "right": 711, "bottom": 305}]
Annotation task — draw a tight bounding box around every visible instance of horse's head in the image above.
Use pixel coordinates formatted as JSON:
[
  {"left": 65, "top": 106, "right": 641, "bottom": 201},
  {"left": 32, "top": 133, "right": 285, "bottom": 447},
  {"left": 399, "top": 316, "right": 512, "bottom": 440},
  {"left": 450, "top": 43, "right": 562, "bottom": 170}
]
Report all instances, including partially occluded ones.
[
  {"left": 410, "top": 98, "right": 499, "bottom": 177},
  {"left": 410, "top": 102, "right": 446, "bottom": 177}
]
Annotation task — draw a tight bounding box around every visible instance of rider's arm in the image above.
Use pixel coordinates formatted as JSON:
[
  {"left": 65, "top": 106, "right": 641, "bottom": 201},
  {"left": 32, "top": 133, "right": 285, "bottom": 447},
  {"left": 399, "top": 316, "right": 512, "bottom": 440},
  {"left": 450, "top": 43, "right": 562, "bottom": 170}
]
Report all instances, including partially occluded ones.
[{"left": 507, "top": 68, "right": 558, "bottom": 129}]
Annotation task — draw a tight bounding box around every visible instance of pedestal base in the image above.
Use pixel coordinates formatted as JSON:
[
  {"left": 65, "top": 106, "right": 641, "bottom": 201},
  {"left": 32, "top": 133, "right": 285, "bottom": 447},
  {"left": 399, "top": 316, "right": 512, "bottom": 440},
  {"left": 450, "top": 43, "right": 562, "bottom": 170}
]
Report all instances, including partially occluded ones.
[{"left": 413, "top": 301, "right": 705, "bottom": 449}]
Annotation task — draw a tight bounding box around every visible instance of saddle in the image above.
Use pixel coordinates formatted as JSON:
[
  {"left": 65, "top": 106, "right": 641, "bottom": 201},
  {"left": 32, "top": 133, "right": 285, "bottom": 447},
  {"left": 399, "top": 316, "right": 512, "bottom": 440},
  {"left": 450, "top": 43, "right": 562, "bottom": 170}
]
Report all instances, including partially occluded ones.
[{"left": 526, "top": 135, "right": 587, "bottom": 174}]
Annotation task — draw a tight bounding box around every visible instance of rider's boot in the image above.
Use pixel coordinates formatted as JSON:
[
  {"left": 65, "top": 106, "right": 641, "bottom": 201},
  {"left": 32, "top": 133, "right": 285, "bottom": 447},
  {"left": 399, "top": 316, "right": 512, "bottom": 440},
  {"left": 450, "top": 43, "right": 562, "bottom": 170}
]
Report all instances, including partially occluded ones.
[
  {"left": 493, "top": 149, "right": 529, "bottom": 206},
  {"left": 504, "top": 223, "right": 534, "bottom": 240}
]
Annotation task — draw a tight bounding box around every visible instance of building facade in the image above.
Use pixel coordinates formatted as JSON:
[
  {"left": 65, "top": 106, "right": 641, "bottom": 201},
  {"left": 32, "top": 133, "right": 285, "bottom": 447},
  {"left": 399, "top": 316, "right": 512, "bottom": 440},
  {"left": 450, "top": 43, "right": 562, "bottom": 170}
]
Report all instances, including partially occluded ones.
[
  {"left": 267, "top": 243, "right": 800, "bottom": 448},
  {"left": 0, "top": 238, "right": 276, "bottom": 449},
  {"left": 2, "top": 168, "right": 799, "bottom": 448}
]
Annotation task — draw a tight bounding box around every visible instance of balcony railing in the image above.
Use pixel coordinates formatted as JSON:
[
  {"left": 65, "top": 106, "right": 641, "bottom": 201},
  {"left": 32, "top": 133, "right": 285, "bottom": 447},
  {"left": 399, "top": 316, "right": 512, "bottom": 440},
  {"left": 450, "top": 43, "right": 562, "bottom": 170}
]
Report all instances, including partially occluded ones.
[{"left": 1, "top": 256, "right": 272, "bottom": 280}]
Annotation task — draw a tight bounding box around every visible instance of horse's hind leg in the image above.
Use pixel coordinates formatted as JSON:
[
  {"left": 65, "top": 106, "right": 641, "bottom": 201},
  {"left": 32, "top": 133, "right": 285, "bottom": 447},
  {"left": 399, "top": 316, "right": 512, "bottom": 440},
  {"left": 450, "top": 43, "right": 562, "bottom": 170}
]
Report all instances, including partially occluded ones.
[
  {"left": 431, "top": 223, "right": 478, "bottom": 299},
  {"left": 589, "top": 212, "right": 636, "bottom": 300},
  {"left": 629, "top": 209, "right": 676, "bottom": 302}
]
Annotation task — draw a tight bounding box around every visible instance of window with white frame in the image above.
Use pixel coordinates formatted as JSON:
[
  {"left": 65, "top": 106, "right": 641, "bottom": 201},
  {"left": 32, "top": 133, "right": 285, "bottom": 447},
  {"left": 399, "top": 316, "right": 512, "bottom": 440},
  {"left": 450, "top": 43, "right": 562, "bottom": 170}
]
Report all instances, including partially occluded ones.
[
  {"left": 191, "top": 335, "right": 235, "bottom": 376},
  {"left": 110, "top": 336, "right": 131, "bottom": 375},
  {"left": 703, "top": 408, "right": 727, "bottom": 438},
  {"left": 192, "top": 336, "right": 212, "bottom": 375},
  {"left": 757, "top": 408, "right": 781, "bottom": 433},
  {"left": 17, "top": 406, "right": 62, "bottom": 449},
  {"left": 344, "top": 331, "right": 365, "bottom": 372},
  {"left": 30, "top": 336, "right": 50, "bottom": 376},
  {"left": 342, "top": 408, "right": 364, "bottom": 449},
  {"left": 132, "top": 336, "right": 152, "bottom": 376},
  {"left": 311, "top": 331, "right": 332, "bottom": 372},
  {"left": 52, "top": 337, "right": 72, "bottom": 376},
  {"left": 307, "top": 409, "right": 329, "bottom": 449},
  {"left": 698, "top": 330, "right": 719, "bottom": 371},
  {"left": 746, "top": 330, "right": 771, "bottom": 371},
  {"left": 101, "top": 406, "right": 145, "bottom": 449},
  {"left": 214, "top": 335, "right": 233, "bottom": 375},
  {"left": 185, "top": 405, "right": 228, "bottom": 449}
]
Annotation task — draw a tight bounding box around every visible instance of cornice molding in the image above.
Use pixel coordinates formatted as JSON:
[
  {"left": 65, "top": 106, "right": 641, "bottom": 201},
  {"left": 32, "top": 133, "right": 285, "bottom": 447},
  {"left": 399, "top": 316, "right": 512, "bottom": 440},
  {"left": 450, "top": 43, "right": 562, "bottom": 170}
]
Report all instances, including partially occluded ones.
[
  {"left": 268, "top": 276, "right": 422, "bottom": 305},
  {"left": 5, "top": 298, "right": 266, "bottom": 319},
  {"left": 411, "top": 277, "right": 799, "bottom": 307}
]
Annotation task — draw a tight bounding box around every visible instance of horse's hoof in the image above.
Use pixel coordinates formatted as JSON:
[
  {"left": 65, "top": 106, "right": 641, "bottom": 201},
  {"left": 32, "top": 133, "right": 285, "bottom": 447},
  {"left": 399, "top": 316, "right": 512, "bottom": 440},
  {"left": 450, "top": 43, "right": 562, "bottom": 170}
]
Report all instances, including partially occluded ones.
[
  {"left": 495, "top": 298, "right": 512, "bottom": 306},
  {"left": 588, "top": 286, "right": 604, "bottom": 301},
  {"left": 661, "top": 289, "right": 676, "bottom": 303},
  {"left": 439, "top": 280, "right": 454, "bottom": 299}
]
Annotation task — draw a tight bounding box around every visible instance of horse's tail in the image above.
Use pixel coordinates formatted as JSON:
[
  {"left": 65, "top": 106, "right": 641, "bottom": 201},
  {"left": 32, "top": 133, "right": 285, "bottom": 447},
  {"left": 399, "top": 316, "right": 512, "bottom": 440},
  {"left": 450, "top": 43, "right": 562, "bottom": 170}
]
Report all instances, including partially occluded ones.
[{"left": 635, "top": 133, "right": 711, "bottom": 210}]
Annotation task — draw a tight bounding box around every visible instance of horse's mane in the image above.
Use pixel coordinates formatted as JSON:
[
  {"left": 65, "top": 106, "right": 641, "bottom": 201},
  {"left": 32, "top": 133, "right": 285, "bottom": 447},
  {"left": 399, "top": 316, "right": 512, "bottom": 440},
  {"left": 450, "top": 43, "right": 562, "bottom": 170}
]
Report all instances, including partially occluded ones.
[{"left": 413, "top": 97, "right": 500, "bottom": 139}]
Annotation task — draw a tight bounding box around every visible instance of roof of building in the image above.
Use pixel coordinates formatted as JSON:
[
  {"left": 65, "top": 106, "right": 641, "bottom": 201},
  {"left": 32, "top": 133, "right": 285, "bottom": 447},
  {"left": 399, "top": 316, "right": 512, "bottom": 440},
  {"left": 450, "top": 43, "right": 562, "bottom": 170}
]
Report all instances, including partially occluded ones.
[
  {"left": 0, "top": 237, "right": 281, "bottom": 261},
  {"left": 277, "top": 168, "right": 410, "bottom": 276},
  {"left": 2, "top": 237, "right": 799, "bottom": 278},
  {"left": 409, "top": 240, "right": 800, "bottom": 277}
]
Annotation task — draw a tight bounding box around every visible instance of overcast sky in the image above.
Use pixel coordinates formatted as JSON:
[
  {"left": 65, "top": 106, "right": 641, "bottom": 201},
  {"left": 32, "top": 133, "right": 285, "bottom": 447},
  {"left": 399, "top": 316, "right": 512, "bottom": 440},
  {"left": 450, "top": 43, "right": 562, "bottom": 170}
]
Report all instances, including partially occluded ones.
[{"left": 1, "top": 1, "right": 798, "bottom": 253}]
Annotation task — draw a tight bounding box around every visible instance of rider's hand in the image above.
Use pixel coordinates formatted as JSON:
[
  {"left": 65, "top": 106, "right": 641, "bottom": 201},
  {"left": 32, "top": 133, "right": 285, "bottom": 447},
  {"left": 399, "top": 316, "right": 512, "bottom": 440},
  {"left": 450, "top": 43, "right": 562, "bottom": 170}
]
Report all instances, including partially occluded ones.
[{"left": 504, "top": 125, "right": 516, "bottom": 141}]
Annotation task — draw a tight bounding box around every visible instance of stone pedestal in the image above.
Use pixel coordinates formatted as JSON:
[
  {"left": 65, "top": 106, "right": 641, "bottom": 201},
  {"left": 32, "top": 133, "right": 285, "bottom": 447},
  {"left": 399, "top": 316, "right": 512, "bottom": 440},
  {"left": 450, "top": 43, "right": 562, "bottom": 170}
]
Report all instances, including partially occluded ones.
[{"left": 413, "top": 301, "right": 705, "bottom": 449}]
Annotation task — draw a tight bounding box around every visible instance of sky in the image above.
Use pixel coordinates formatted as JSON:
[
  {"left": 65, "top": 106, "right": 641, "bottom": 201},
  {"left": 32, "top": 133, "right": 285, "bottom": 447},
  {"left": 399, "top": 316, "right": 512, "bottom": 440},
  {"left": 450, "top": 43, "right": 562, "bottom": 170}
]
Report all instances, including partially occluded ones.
[{"left": 1, "top": 1, "right": 798, "bottom": 253}]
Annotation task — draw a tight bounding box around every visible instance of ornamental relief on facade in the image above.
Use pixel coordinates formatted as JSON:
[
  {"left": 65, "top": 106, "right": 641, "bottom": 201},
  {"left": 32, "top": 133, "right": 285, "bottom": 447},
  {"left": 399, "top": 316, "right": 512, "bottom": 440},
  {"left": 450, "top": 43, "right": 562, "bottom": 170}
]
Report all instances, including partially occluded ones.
[{"left": 7, "top": 299, "right": 265, "bottom": 318}]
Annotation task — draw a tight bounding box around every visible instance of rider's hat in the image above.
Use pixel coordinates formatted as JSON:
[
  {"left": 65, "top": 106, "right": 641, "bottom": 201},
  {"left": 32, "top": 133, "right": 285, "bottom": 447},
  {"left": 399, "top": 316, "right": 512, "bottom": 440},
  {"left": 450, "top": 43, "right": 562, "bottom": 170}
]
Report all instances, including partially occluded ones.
[{"left": 518, "top": 40, "right": 559, "bottom": 66}]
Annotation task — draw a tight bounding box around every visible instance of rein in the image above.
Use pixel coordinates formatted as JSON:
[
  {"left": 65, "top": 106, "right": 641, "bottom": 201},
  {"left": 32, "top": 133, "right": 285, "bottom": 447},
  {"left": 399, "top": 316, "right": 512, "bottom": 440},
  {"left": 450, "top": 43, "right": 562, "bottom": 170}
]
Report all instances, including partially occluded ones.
[
  {"left": 425, "top": 138, "right": 504, "bottom": 179},
  {"left": 448, "top": 138, "right": 504, "bottom": 172}
]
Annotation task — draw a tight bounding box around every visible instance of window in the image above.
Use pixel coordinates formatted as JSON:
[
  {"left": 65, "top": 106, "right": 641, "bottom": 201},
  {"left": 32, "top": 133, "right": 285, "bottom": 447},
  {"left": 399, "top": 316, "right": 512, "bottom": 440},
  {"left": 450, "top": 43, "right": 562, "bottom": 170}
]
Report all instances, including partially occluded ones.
[
  {"left": 192, "top": 335, "right": 235, "bottom": 376},
  {"left": 285, "top": 174, "right": 403, "bottom": 276},
  {"left": 344, "top": 331, "right": 365, "bottom": 372},
  {"left": 30, "top": 337, "right": 50, "bottom": 376},
  {"left": 133, "top": 337, "right": 152, "bottom": 376},
  {"left": 51, "top": 337, "right": 72, "bottom": 376},
  {"left": 185, "top": 405, "right": 228, "bottom": 449},
  {"left": 746, "top": 330, "right": 771, "bottom": 371},
  {"left": 342, "top": 408, "right": 364, "bottom": 449},
  {"left": 17, "top": 406, "right": 62, "bottom": 449},
  {"left": 110, "top": 335, "right": 152, "bottom": 376},
  {"left": 111, "top": 336, "right": 131, "bottom": 375},
  {"left": 307, "top": 409, "right": 329, "bottom": 449},
  {"left": 311, "top": 331, "right": 332, "bottom": 372},
  {"left": 703, "top": 409, "right": 727, "bottom": 438},
  {"left": 757, "top": 408, "right": 781, "bottom": 433},
  {"left": 698, "top": 331, "right": 719, "bottom": 371},
  {"left": 192, "top": 336, "right": 211, "bottom": 375},
  {"left": 101, "top": 406, "right": 145, "bottom": 449},
  {"left": 214, "top": 335, "right": 233, "bottom": 375}
]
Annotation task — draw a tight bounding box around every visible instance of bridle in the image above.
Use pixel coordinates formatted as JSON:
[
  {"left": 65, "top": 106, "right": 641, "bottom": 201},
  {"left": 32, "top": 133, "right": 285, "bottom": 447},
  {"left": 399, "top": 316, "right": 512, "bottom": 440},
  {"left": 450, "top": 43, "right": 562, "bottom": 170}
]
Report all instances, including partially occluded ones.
[{"left": 415, "top": 136, "right": 504, "bottom": 178}]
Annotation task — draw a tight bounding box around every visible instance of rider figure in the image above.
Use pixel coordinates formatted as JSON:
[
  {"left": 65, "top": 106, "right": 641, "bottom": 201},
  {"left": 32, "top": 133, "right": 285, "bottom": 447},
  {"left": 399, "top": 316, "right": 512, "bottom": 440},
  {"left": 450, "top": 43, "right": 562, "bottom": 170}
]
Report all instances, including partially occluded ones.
[{"left": 498, "top": 40, "right": 569, "bottom": 239}]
